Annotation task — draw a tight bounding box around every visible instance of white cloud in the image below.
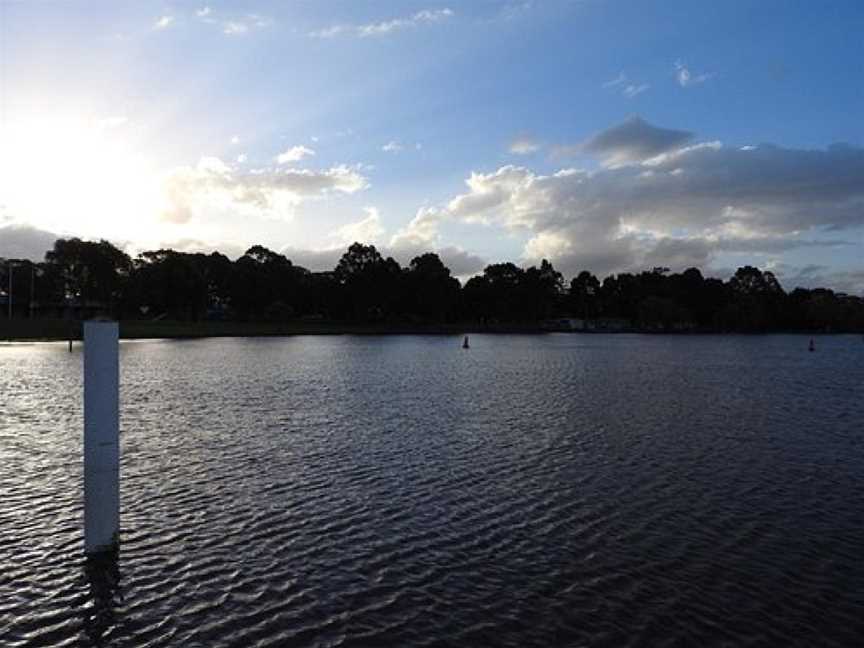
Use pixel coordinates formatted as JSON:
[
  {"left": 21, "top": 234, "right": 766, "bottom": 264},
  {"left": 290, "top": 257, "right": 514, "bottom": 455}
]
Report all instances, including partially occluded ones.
[
  {"left": 389, "top": 207, "right": 443, "bottom": 249},
  {"left": 675, "top": 61, "right": 711, "bottom": 87},
  {"left": 382, "top": 141, "right": 403, "bottom": 153},
  {"left": 623, "top": 83, "right": 650, "bottom": 98},
  {"left": 280, "top": 206, "right": 485, "bottom": 279},
  {"left": 431, "top": 247, "right": 487, "bottom": 278},
  {"left": 154, "top": 237, "right": 248, "bottom": 260},
  {"left": 603, "top": 72, "right": 650, "bottom": 99},
  {"left": 290, "top": 204, "right": 486, "bottom": 279},
  {"left": 223, "top": 15, "right": 272, "bottom": 35},
  {"left": 223, "top": 21, "right": 249, "bottom": 35},
  {"left": 161, "top": 157, "right": 368, "bottom": 223},
  {"left": 279, "top": 241, "right": 486, "bottom": 280},
  {"left": 154, "top": 15, "right": 175, "bottom": 30},
  {"left": 603, "top": 72, "right": 627, "bottom": 88},
  {"left": 195, "top": 9, "right": 272, "bottom": 35},
  {"left": 310, "top": 8, "right": 454, "bottom": 38},
  {"left": 236, "top": 153, "right": 248, "bottom": 163},
  {"left": 331, "top": 207, "right": 386, "bottom": 245},
  {"left": 509, "top": 137, "right": 540, "bottom": 155},
  {"left": 523, "top": 231, "right": 572, "bottom": 260},
  {"left": 230, "top": 135, "right": 240, "bottom": 144},
  {"left": 422, "top": 119, "right": 864, "bottom": 278},
  {"left": 276, "top": 145, "right": 315, "bottom": 164}
]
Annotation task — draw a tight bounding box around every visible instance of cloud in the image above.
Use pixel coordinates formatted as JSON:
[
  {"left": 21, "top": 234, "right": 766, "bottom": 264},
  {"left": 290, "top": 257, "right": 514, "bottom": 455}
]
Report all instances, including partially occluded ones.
[
  {"left": 603, "top": 73, "right": 627, "bottom": 89},
  {"left": 509, "top": 137, "right": 540, "bottom": 155},
  {"left": 278, "top": 240, "right": 484, "bottom": 279},
  {"left": 276, "top": 145, "right": 315, "bottom": 164},
  {"left": 382, "top": 141, "right": 403, "bottom": 153},
  {"left": 583, "top": 116, "right": 694, "bottom": 165},
  {"left": 161, "top": 157, "right": 368, "bottom": 223},
  {"left": 278, "top": 246, "right": 343, "bottom": 271},
  {"left": 392, "top": 242, "right": 486, "bottom": 279},
  {"left": 154, "top": 237, "right": 249, "bottom": 260},
  {"left": 310, "top": 8, "right": 454, "bottom": 38},
  {"left": 331, "top": 207, "right": 386, "bottom": 245},
  {"left": 432, "top": 246, "right": 487, "bottom": 278},
  {"left": 675, "top": 61, "right": 711, "bottom": 87},
  {"left": 195, "top": 9, "right": 272, "bottom": 35},
  {"left": 154, "top": 15, "right": 175, "bottom": 30},
  {"left": 279, "top": 203, "right": 486, "bottom": 279},
  {"left": 623, "top": 83, "right": 650, "bottom": 98},
  {"left": 603, "top": 72, "right": 650, "bottom": 99},
  {"left": 0, "top": 224, "right": 60, "bottom": 261},
  {"left": 385, "top": 206, "right": 489, "bottom": 279},
  {"left": 389, "top": 207, "right": 442, "bottom": 249},
  {"left": 784, "top": 268, "right": 864, "bottom": 296},
  {"left": 423, "top": 119, "right": 864, "bottom": 279},
  {"left": 223, "top": 21, "right": 250, "bottom": 35}
]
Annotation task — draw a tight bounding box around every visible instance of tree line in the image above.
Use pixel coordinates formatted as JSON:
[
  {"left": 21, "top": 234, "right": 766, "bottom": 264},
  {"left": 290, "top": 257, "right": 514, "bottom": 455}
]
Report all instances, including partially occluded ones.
[{"left": 1, "top": 237, "right": 862, "bottom": 332}]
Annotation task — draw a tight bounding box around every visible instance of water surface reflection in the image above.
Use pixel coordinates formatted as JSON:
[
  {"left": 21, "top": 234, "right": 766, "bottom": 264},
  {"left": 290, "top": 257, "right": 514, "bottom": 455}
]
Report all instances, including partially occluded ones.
[{"left": 1, "top": 334, "right": 863, "bottom": 646}]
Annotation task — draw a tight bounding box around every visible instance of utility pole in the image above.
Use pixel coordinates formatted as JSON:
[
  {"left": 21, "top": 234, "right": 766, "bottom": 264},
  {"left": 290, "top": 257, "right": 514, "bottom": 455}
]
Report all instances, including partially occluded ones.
[{"left": 7, "top": 262, "right": 12, "bottom": 319}]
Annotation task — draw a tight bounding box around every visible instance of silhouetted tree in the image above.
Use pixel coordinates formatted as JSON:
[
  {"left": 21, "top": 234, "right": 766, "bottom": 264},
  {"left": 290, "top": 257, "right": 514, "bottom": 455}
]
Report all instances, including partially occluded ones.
[
  {"left": 44, "top": 238, "right": 131, "bottom": 313},
  {"left": 230, "top": 246, "right": 309, "bottom": 320},
  {"left": 335, "top": 243, "right": 403, "bottom": 321},
  {"left": 522, "top": 260, "right": 564, "bottom": 320},
  {"left": 11, "top": 237, "right": 864, "bottom": 332},
  {"left": 406, "top": 253, "right": 460, "bottom": 322},
  {"left": 570, "top": 271, "right": 601, "bottom": 319},
  {"left": 126, "top": 250, "right": 209, "bottom": 320},
  {"left": 722, "top": 266, "right": 785, "bottom": 331}
]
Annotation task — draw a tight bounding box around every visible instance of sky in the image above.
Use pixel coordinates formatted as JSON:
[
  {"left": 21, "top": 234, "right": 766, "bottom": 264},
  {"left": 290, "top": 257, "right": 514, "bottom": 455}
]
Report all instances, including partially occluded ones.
[{"left": 1, "top": 0, "right": 863, "bottom": 292}]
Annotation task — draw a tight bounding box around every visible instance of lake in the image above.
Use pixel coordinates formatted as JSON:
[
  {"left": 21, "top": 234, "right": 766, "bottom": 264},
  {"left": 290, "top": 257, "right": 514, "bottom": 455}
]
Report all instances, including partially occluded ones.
[{"left": 2, "top": 334, "right": 863, "bottom": 647}]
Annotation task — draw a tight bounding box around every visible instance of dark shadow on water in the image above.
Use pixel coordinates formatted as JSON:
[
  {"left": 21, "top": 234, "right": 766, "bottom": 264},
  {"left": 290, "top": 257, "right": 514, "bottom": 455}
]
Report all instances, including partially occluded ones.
[{"left": 81, "top": 546, "right": 122, "bottom": 646}]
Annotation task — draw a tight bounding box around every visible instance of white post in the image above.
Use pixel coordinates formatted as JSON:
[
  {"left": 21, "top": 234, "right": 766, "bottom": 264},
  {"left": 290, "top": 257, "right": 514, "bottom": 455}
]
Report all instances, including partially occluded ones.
[{"left": 84, "top": 321, "right": 120, "bottom": 554}]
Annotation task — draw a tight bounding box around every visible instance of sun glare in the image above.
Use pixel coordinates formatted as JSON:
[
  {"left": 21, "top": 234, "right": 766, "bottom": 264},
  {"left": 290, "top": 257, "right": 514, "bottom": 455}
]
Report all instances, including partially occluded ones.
[{"left": 0, "top": 115, "right": 165, "bottom": 241}]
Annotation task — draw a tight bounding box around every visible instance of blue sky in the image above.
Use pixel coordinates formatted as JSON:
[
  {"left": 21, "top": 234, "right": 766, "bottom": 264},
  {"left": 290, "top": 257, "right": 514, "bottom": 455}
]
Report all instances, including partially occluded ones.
[{"left": 1, "top": 0, "right": 863, "bottom": 291}]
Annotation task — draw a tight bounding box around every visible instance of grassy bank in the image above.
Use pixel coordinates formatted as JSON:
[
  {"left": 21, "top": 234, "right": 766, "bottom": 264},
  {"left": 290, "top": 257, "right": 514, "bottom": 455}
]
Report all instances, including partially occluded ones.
[{"left": 0, "top": 318, "right": 547, "bottom": 341}]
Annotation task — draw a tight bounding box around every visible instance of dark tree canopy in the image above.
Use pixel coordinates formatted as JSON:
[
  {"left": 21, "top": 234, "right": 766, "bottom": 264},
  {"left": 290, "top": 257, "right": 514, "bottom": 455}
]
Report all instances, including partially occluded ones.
[
  {"left": 44, "top": 238, "right": 131, "bottom": 307},
  {"left": 4, "top": 238, "right": 862, "bottom": 332}
]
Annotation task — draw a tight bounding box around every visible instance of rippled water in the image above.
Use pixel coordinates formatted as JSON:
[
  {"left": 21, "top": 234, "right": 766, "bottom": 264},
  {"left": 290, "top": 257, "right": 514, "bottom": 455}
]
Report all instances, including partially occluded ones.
[{"left": 2, "top": 334, "right": 864, "bottom": 647}]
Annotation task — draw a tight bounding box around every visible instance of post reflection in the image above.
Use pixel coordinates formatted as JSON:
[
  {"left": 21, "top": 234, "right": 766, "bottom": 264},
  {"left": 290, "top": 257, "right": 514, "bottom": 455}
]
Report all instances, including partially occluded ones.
[{"left": 80, "top": 547, "right": 122, "bottom": 646}]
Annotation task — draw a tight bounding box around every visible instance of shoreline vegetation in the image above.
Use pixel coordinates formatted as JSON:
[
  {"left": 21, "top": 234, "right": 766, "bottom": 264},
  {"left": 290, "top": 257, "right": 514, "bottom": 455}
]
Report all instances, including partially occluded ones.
[{"left": 2, "top": 238, "right": 863, "bottom": 339}]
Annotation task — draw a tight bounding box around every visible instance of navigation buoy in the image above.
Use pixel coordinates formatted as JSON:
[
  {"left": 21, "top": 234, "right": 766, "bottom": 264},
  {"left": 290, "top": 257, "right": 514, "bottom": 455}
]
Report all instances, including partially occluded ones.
[
  {"left": 462, "top": 336, "right": 470, "bottom": 349},
  {"left": 808, "top": 338, "right": 815, "bottom": 352}
]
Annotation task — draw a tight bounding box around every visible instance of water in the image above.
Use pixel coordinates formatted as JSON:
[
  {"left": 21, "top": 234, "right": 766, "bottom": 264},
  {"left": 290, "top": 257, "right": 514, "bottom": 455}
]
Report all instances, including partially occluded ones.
[{"left": 1, "top": 334, "right": 863, "bottom": 647}]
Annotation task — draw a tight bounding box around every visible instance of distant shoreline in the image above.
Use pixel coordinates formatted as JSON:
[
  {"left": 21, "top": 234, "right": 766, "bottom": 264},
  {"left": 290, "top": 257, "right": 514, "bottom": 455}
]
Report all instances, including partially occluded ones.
[
  {"left": 0, "top": 318, "right": 857, "bottom": 341},
  {"left": 1, "top": 319, "right": 543, "bottom": 341}
]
